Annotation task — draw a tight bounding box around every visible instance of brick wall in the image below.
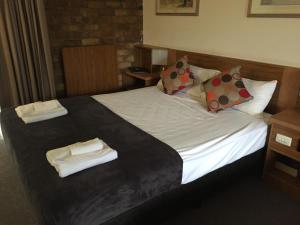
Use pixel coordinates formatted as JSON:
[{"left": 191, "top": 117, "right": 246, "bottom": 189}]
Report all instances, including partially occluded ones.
[{"left": 45, "top": 0, "right": 143, "bottom": 96}]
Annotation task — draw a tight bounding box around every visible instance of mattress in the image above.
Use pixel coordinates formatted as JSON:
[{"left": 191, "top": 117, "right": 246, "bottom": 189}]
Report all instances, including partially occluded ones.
[{"left": 93, "top": 87, "right": 268, "bottom": 184}]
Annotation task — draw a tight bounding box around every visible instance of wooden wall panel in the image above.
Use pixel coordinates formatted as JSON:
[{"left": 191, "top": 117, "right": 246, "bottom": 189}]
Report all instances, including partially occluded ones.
[{"left": 63, "top": 45, "right": 119, "bottom": 96}]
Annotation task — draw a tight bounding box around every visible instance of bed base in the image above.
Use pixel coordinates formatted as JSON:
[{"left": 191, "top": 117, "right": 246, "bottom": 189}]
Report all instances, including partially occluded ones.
[{"left": 105, "top": 149, "right": 266, "bottom": 225}]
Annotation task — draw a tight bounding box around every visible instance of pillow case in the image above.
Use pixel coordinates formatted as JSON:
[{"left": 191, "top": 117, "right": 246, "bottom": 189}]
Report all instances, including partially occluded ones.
[
  {"left": 204, "top": 66, "right": 253, "bottom": 112},
  {"left": 189, "top": 65, "right": 220, "bottom": 83},
  {"left": 157, "top": 80, "right": 207, "bottom": 106},
  {"left": 161, "top": 56, "right": 194, "bottom": 95},
  {"left": 233, "top": 78, "right": 277, "bottom": 115},
  {"left": 174, "top": 84, "right": 207, "bottom": 106}
]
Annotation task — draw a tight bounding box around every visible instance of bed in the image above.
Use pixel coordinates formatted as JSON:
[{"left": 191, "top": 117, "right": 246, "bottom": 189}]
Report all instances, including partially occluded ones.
[
  {"left": 93, "top": 86, "right": 268, "bottom": 184},
  {"left": 1, "top": 50, "right": 300, "bottom": 225}
]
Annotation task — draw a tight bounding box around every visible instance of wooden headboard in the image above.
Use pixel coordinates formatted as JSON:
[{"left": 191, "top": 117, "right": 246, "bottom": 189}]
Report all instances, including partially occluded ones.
[
  {"left": 170, "top": 50, "right": 300, "bottom": 114},
  {"left": 63, "top": 45, "right": 119, "bottom": 96}
]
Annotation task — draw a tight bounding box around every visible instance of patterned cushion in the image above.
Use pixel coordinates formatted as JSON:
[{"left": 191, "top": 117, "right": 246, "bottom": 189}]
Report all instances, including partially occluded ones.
[
  {"left": 161, "top": 56, "right": 195, "bottom": 95},
  {"left": 203, "top": 66, "right": 253, "bottom": 112}
]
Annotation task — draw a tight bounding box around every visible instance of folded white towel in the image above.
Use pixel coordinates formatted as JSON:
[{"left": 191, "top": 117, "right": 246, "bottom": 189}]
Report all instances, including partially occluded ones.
[
  {"left": 33, "top": 100, "right": 61, "bottom": 114},
  {"left": 15, "top": 102, "right": 36, "bottom": 117},
  {"left": 46, "top": 142, "right": 118, "bottom": 178},
  {"left": 15, "top": 100, "right": 68, "bottom": 124},
  {"left": 70, "top": 138, "right": 104, "bottom": 156}
]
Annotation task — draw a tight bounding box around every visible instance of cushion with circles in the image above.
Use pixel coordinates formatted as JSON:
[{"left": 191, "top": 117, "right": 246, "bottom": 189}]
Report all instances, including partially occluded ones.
[
  {"left": 203, "top": 66, "right": 253, "bottom": 112},
  {"left": 161, "top": 56, "right": 195, "bottom": 95}
]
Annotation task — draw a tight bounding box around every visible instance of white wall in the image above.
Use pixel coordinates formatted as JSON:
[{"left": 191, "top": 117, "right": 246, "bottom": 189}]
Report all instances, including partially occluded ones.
[{"left": 143, "top": 0, "right": 300, "bottom": 68}]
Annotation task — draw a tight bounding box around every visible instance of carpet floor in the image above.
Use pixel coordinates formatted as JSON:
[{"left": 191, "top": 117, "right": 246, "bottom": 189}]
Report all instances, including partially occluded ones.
[
  {"left": 0, "top": 133, "right": 300, "bottom": 225},
  {"left": 159, "top": 176, "right": 300, "bottom": 225},
  {"left": 0, "top": 138, "right": 39, "bottom": 225}
]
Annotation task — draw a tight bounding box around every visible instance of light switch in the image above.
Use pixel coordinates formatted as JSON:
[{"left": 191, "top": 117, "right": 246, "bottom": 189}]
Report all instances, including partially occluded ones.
[{"left": 275, "top": 133, "right": 292, "bottom": 147}]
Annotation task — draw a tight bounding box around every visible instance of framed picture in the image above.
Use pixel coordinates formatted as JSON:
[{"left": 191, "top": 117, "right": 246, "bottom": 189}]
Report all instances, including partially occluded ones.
[
  {"left": 248, "top": 0, "right": 300, "bottom": 17},
  {"left": 156, "top": 0, "right": 200, "bottom": 16}
]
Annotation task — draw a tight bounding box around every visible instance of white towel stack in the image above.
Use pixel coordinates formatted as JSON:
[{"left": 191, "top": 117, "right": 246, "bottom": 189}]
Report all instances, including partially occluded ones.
[
  {"left": 70, "top": 138, "right": 104, "bottom": 156},
  {"left": 15, "top": 100, "right": 68, "bottom": 124},
  {"left": 46, "top": 138, "right": 118, "bottom": 178}
]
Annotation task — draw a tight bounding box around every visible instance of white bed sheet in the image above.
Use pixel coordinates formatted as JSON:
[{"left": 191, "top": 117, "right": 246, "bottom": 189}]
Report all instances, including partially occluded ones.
[{"left": 93, "top": 87, "right": 268, "bottom": 184}]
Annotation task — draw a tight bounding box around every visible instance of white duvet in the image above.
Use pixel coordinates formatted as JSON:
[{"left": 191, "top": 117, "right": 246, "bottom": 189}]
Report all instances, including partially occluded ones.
[{"left": 93, "top": 87, "right": 267, "bottom": 184}]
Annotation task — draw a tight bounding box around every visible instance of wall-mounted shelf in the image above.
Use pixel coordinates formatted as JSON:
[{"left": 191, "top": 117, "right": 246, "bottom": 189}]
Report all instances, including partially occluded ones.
[{"left": 133, "top": 44, "right": 176, "bottom": 72}]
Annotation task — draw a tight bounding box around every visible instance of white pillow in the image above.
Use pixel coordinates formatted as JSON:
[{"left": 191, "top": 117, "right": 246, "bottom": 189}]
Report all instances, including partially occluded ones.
[
  {"left": 189, "top": 65, "right": 220, "bottom": 83},
  {"left": 156, "top": 80, "right": 207, "bottom": 106},
  {"left": 233, "top": 78, "right": 277, "bottom": 115},
  {"left": 157, "top": 79, "right": 164, "bottom": 91}
]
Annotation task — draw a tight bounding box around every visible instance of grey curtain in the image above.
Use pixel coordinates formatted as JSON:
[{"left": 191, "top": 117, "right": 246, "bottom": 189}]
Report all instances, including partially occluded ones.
[{"left": 0, "top": 0, "right": 56, "bottom": 107}]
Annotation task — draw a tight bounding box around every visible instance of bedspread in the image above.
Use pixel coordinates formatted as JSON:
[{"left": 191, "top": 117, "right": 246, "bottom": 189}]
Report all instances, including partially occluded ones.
[{"left": 1, "top": 96, "right": 183, "bottom": 225}]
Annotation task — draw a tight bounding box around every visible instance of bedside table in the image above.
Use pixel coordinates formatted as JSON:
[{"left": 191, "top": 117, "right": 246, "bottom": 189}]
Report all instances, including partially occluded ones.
[
  {"left": 263, "top": 109, "right": 300, "bottom": 200},
  {"left": 123, "top": 70, "right": 160, "bottom": 90}
]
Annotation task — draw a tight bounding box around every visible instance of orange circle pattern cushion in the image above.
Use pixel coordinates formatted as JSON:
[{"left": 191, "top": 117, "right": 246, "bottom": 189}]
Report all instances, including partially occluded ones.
[
  {"left": 203, "top": 66, "right": 253, "bottom": 112},
  {"left": 161, "top": 56, "right": 195, "bottom": 95}
]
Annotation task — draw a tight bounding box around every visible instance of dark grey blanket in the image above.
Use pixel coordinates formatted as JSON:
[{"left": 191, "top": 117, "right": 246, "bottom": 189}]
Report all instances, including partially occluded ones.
[{"left": 1, "top": 96, "right": 183, "bottom": 225}]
